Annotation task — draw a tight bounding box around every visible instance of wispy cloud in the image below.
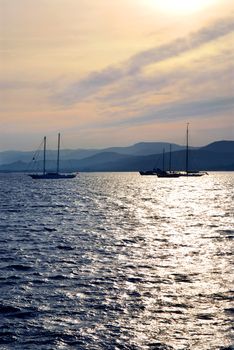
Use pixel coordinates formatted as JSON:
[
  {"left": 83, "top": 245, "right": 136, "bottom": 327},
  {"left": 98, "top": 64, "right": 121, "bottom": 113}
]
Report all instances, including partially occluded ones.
[
  {"left": 55, "top": 16, "right": 234, "bottom": 105},
  {"left": 102, "top": 96, "right": 234, "bottom": 128},
  {"left": 54, "top": 67, "right": 125, "bottom": 105},
  {"left": 100, "top": 56, "right": 233, "bottom": 106},
  {"left": 126, "top": 15, "right": 234, "bottom": 74}
]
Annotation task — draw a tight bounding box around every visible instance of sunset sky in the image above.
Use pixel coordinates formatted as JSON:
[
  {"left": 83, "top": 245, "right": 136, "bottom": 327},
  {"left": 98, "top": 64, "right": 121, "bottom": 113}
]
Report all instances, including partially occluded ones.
[{"left": 0, "top": 0, "right": 233, "bottom": 150}]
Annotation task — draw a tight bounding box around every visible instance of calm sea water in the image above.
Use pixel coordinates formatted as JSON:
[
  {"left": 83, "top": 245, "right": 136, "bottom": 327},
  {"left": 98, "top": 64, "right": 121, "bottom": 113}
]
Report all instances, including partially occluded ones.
[{"left": 0, "top": 172, "right": 233, "bottom": 350}]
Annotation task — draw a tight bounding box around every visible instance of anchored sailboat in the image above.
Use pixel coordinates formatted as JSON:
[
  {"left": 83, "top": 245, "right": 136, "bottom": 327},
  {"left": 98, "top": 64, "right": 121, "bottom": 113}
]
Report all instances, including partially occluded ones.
[
  {"left": 139, "top": 124, "right": 207, "bottom": 177},
  {"left": 28, "top": 133, "right": 77, "bottom": 179},
  {"left": 139, "top": 145, "right": 180, "bottom": 177},
  {"left": 139, "top": 148, "right": 166, "bottom": 176},
  {"left": 156, "top": 146, "right": 181, "bottom": 178},
  {"left": 179, "top": 123, "right": 207, "bottom": 177}
]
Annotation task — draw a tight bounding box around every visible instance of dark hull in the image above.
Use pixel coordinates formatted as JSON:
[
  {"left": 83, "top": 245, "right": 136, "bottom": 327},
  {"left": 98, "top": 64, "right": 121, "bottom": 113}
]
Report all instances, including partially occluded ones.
[
  {"left": 140, "top": 169, "right": 206, "bottom": 177},
  {"left": 29, "top": 173, "right": 77, "bottom": 179},
  {"left": 139, "top": 171, "right": 158, "bottom": 176},
  {"left": 139, "top": 168, "right": 180, "bottom": 177},
  {"left": 178, "top": 172, "right": 206, "bottom": 177},
  {"left": 150, "top": 168, "right": 181, "bottom": 178},
  {"left": 157, "top": 173, "right": 181, "bottom": 178},
  {"left": 139, "top": 168, "right": 163, "bottom": 176}
]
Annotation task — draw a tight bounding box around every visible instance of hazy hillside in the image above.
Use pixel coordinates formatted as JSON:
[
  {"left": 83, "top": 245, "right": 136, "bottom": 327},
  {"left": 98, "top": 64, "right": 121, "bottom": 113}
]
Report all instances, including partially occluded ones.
[
  {"left": 0, "top": 149, "right": 99, "bottom": 165},
  {"left": 73, "top": 148, "right": 234, "bottom": 172},
  {"left": 0, "top": 140, "right": 233, "bottom": 172},
  {"left": 0, "top": 142, "right": 185, "bottom": 165},
  {"left": 201, "top": 140, "right": 234, "bottom": 153},
  {"left": 0, "top": 151, "right": 35, "bottom": 165},
  {"left": 103, "top": 142, "right": 186, "bottom": 156}
]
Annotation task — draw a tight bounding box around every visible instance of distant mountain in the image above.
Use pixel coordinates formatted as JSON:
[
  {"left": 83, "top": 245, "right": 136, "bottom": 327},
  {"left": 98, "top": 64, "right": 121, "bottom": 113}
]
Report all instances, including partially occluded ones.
[
  {"left": 68, "top": 152, "right": 133, "bottom": 172},
  {"left": 0, "top": 160, "right": 28, "bottom": 172},
  {"left": 0, "top": 149, "right": 99, "bottom": 165},
  {"left": 75, "top": 145, "right": 234, "bottom": 172},
  {"left": 0, "top": 140, "right": 233, "bottom": 172},
  {"left": 0, "top": 151, "right": 34, "bottom": 165},
  {"left": 0, "top": 142, "right": 185, "bottom": 165},
  {"left": 201, "top": 140, "right": 234, "bottom": 153},
  {"left": 102, "top": 142, "right": 186, "bottom": 156}
]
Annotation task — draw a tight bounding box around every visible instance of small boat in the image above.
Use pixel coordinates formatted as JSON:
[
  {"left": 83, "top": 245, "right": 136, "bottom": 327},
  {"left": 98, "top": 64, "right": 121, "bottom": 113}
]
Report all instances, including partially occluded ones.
[
  {"left": 28, "top": 133, "right": 77, "bottom": 179},
  {"left": 139, "top": 145, "right": 180, "bottom": 177},
  {"left": 156, "top": 146, "right": 181, "bottom": 178},
  {"left": 139, "top": 125, "right": 207, "bottom": 178},
  {"left": 178, "top": 124, "right": 207, "bottom": 177},
  {"left": 139, "top": 169, "right": 159, "bottom": 176}
]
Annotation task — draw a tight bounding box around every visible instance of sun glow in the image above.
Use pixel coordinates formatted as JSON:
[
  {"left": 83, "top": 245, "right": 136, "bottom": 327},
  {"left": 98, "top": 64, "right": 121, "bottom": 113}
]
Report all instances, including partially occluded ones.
[{"left": 147, "top": 0, "right": 217, "bottom": 14}]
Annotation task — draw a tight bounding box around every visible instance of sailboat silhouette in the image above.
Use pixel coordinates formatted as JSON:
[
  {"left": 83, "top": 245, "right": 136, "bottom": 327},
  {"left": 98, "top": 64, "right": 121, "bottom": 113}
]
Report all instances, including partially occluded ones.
[
  {"left": 28, "top": 133, "right": 77, "bottom": 179},
  {"left": 178, "top": 123, "right": 207, "bottom": 177}
]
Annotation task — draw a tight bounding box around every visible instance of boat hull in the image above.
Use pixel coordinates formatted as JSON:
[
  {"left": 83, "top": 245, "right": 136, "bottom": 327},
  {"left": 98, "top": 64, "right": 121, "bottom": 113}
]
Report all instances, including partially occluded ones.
[
  {"left": 29, "top": 173, "right": 77, "bottom": 179},
  {"left": 178, "top": 173, "right": 205, "bottom": 177},
  {"left": 139, "top": 168, "right": 163, "bottom": 176},
  {"left": 139, "top": 171, "right": 158, "bottom": 176},
  {"left": 157, "top": 173, "right": 181, "bottom": 178}
]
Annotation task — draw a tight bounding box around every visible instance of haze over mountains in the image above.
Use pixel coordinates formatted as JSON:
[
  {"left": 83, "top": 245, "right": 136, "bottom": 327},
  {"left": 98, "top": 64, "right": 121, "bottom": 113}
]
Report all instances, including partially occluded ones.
[{"left": 0, "top": 140, "right": 233, "bottom": 172}]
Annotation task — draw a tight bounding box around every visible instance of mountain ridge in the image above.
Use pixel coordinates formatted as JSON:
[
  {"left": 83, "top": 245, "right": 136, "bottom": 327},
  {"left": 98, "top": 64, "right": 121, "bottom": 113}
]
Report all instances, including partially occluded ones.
[{"left": 0, "top": 140, "right": 233, "bottom": 172}]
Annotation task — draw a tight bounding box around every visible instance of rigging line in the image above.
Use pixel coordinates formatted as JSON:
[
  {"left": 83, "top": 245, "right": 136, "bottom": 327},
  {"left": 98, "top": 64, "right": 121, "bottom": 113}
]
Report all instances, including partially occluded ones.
[{"left": 26, "top": 139, "right": 44, "bottom": 172}]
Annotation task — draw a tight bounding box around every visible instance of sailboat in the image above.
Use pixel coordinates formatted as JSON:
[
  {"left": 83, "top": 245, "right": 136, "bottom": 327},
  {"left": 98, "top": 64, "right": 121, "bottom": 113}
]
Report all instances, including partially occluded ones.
[
  {"left": 139, "top": 145, "right": 180, "bottom": 177},
  {"left": 139, "top": 146, "right": 167, "bottom": 176},
  {"left": 139, "top": 169, "right": 159, "bottom": 176},
  {"left": 156, "top": 146, "right": 181, "bottom": 178},
  {"left": 178, "top": 123, "right": 207, "bottom": 177},
  {"left": 139, "top": 157, "right": 160, "bottom": 176},
  {"left": 28, "top": 133, "right": 77, "bottom": 179}
]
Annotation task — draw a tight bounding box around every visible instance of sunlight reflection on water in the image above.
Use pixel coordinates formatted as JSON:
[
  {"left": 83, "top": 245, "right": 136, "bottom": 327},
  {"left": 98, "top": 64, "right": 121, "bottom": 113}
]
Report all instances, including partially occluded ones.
[{"left": 0, "top": 172, "right": 233, "bottom": 350}]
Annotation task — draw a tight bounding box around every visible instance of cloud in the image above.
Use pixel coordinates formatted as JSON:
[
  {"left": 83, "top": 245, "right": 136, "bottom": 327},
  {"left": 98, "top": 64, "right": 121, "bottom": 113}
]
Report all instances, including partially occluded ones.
[
  {"left": 55, "top": 67, "right": 124, "bottom": 105},
  {"left": 55, "top": 16, "right": 234, "bottom": 105},
  {"left": 102, "top": 96, "right": 234, "bottom": 128},
  {"left": 126, "top": 15, "right": 234, "bottom": 74},
  {"left": 100, "top": 57, "right": 233, "bottom": 106}
]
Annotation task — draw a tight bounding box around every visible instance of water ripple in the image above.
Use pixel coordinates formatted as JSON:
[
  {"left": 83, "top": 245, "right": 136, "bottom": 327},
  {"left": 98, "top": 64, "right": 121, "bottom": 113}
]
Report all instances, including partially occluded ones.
[{"left": 0, "top": 172, "right": 233, "bottom": 350}]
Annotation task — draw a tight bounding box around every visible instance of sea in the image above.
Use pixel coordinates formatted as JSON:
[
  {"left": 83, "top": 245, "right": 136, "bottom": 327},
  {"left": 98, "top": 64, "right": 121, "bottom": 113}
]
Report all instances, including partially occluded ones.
[{"left": 0, "top": 172, "right": 233, "bottom": 350}]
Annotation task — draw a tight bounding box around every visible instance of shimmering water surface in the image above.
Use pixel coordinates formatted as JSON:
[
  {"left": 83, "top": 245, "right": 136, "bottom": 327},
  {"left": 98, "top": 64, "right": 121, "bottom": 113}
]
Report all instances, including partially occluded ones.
[{"left": 0, "top": 172, "right": 233, "bottom": 350}]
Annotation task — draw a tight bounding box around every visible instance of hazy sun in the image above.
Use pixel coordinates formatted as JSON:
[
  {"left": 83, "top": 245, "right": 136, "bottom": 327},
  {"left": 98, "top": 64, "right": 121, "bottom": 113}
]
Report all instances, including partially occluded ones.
[{"left": 148, "top": 0, "right": 217, "bottom": 14}]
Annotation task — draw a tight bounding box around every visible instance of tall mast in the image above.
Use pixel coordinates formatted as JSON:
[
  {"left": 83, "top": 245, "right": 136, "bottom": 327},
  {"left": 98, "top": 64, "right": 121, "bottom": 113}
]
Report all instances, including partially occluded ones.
[
  {"left": 57, "top": 133, "right": 60, "bottom": 173},
  {"left": 169, "top": 144, "right": 172, "bottom": 173},
  {"left": 43, "top": 136, "right": 46, "bottom": 175},
  {"left": 186, "top": 123, "right": 189, "bottom": 174},
  {"left": 163, "top": 148, "right": 165, "bottom": 172}
]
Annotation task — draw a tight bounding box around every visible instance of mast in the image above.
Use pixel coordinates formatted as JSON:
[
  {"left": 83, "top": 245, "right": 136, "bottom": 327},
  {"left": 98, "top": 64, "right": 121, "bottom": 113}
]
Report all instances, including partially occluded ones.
[
  {"left": 163, "top": 148, "right": 165, "bottom": 172},
  {"left": 186, "top": 123, "right": 189, "bottom": 174},
  {"left": 43, "top": 136, "right": 46, "bottom": 175},
  {"left": 169, "top": 144, "right": 172, "bottom": 173},
  {"left": 57, "top": 133, "right": 60, "bottom": 174}
]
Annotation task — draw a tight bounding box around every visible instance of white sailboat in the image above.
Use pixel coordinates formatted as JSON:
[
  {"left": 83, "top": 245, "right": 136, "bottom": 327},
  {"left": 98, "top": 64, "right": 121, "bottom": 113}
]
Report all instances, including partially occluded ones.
[{"left": 28, "top": 133, "right": 77, "bottom": 179}]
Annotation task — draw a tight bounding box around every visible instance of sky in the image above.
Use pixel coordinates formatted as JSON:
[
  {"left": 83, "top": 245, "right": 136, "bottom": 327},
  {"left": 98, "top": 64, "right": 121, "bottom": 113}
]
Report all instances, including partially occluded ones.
[{"left": 0, "top": 0, "right": 233, "bottom": 150}]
